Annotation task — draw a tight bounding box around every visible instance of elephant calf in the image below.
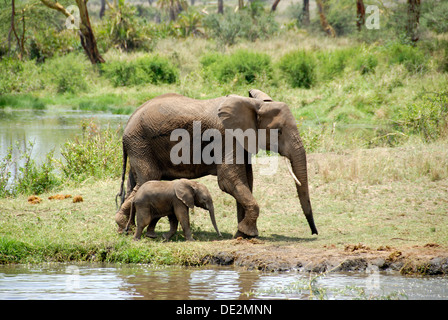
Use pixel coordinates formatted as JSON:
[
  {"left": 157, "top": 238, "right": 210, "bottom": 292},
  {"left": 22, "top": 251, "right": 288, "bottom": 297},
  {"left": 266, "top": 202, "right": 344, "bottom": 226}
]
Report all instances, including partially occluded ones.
[{"left": 125, "top": 179, "right": 221, "bottom": 241}]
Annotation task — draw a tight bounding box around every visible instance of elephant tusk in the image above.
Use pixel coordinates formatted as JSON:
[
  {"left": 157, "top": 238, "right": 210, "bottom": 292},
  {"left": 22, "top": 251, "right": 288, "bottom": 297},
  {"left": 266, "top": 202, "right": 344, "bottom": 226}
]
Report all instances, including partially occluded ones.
[{"left": 284, "top": 157, "right": 302, "bottom": 187}]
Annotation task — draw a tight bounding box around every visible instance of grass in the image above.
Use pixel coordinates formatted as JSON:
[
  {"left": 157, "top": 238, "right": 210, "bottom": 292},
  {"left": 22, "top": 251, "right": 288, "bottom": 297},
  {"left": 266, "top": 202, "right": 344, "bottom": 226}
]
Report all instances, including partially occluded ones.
[
  {"left": 1, "top": 31, "right": 448, "bottom": 265},
  {"left": 1, "top": 141, "right": 447, "bottom": 264}
]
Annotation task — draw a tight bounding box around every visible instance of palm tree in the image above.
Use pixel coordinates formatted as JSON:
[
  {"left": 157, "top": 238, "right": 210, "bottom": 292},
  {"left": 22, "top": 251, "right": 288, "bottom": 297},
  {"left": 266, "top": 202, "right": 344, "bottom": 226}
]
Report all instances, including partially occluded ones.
[{"left": 157, "top": 0, "right": 188, "bottom": 21}]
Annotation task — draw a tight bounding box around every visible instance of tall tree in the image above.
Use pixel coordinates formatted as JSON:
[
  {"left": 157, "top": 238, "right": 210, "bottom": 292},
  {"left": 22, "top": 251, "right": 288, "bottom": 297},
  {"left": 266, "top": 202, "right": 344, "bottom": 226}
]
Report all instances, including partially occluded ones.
[
  {"left": 302, "top": 0, "right": 310, "bottom": 26},
  {"left": 218, "top": 0, "right": 223, "bottom": 14},
  {"left": 157, "top": 0, "right": 188, "bottom": 21},
  {"left": 316, "top": 0, "right": 335, "bottom": 37},
  {"left": 271, "top": 0, "right": 281, "bottom": 12},
  {"left": 356, "top": 0, "right": 365, "bottom": 31},
  {"left": 407, "top": 0, "right": 421, "bottom": 44},
  {"left": 40, "top": 0, "right": 104, "bottom": 64}
]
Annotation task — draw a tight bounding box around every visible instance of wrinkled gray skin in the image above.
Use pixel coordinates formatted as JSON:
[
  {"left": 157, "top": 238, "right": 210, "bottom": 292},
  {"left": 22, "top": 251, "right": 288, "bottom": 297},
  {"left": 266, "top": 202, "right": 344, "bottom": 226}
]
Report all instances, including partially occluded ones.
[
  {"left": 125, "top": 179, "right": 221, "bottom": 241},
  {"left": 116, "top": 89, "right": 318, "bottom": 238}
]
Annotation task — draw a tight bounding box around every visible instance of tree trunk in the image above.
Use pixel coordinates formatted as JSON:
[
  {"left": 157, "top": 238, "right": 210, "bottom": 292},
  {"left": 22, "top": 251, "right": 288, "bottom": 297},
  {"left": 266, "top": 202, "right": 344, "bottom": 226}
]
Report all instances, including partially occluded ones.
[
  {"left": 356, "top": 0, "right": 365, "bottom": 31},
  {"left": 238, "top": 0, "right": 244, "bottom": 10},
  {"left": 302, "top": 0, "right": 310, "bottom": 26},
  {"left": 316, "top": 0, "right": 336, "bottom": 37},
  {"left": 40, "top": 0, "right": 104, "bottom": 64},
  {"left": 218, "top": 0, "right": 223, "bottom": 14},
  {"left": 271, "top": 0, "right": 281, "bottom": 12},
  {"left": 99, "top": 0, "right": 106, "bottom": 19},
  {"left": 407, "top": 0, "right": 421, "bottom": 44},
  {"left": 76, "top": 0, "right": 104, "bottom": 64}
]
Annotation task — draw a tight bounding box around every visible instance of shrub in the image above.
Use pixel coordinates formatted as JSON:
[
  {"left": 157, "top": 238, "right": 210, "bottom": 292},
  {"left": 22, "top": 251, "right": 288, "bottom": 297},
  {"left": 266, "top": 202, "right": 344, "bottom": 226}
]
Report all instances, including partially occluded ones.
[
  {"left": 0, "top": 141, "right": 61, "bottom": 196},
  {"left": 315, "top": 47, "right": 357, "bottom": 81},
  {"left": 385, "top": 42, "right": 427, "bottom": 73},
  {"left": 58, "top": 120, "right": 122, "bottom": 182},
  {"left": 201, "top": 50, "right": 272, "bottom": 84},
  {"left": 0, "top": 58, "right": 44, "bottom": 94},
  {"left": 354, "top": 51, "right": 378, "bottom": 75},
  {"left": 278, "top": 50, "right": 316, "bottom": 88},
  {"left": 203, "top": 8, "right": 278, "bottom": 47},
  {"left": 398, "top": 92, "right": 448, "bottom": 142},
  {"left": 101, "top": 55, "right": 178, "bottom": 87},
  {"left": 43, "top": 53, "right": 91, "bottom": 93}
]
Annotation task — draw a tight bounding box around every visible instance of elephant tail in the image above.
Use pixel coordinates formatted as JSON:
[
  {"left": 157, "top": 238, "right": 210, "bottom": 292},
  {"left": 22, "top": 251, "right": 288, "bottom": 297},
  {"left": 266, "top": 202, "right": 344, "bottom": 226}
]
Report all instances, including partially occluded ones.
[{"left": 115, "top": 143, "right": 128, "bottom": 209}]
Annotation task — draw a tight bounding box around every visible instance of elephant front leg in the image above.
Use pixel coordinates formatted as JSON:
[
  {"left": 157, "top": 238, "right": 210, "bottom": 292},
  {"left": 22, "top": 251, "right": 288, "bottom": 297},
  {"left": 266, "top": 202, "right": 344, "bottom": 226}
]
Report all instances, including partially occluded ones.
[{"left": 218, "top": 165, "right": 259, "bottom": 238}]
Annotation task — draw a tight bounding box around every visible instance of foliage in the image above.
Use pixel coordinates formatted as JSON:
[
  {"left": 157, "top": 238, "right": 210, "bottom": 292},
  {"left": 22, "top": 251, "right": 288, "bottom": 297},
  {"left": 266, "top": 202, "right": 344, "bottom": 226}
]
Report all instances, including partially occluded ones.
[
  {"left": 278, "top": 50, "right": 316, "bottom": 88},
  {"left": 384, "top": 42, "right": 428, "bottom": 74},
  {"left": 101, "top": 54, "right": 178, "bottom": 87},
  {"left": 0, "top": 141, "right": 61, "bottom": 197},
  {"left": 58, "top": 120, "right": 123, "bottom": 182},
  {"left": 201, "top": 50, "right": 272, "bottom": 85},
  {"left": 314, "top": 47, "right": 357, "bottom": 81},
  {"left": 97, "top": 0, "right": 155, "bottom": 52},
  {"left": 398, "top": 92, "right": 448, "bottom": 142},
  {"left": 43, "top": 52, "right": 91, "bottom": 93},
  {"left": 203, "top": 8, "right": 278, "bottom": 47},
  {"left": 0, "top": 58, "right": 44, "bottom": 94},
  {"left": 354, "top": 49, "right": 378, "bottom": 75}
]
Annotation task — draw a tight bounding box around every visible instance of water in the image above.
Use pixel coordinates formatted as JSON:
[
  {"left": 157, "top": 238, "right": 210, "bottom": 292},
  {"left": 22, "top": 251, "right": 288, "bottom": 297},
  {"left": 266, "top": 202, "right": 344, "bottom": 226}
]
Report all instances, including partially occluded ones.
[
  {"left": 0, "top": 108, "right": 128, "bottom": 164},
  {"left": 1, "top": 264, "right": 447, "bottom": 300}
]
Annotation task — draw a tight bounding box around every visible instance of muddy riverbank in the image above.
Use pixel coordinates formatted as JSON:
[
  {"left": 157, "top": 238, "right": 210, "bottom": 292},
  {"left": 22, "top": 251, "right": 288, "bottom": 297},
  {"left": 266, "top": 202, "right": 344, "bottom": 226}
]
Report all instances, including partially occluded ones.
[{"left": 203, "top": 239, "right": 448, "bottom": 275}]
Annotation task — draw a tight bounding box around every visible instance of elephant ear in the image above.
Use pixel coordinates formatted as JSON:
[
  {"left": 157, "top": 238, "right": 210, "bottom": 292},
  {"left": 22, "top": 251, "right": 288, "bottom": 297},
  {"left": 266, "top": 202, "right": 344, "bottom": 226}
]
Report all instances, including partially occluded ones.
[
  {"left": 218, "top": 95, "right": 262, "bottom": 154},
  {"left": 174, "top": 179, "right": 195, "bottom": 209},
  {"left": 249, "top": 89, "right": 273, "bottom": 102}
]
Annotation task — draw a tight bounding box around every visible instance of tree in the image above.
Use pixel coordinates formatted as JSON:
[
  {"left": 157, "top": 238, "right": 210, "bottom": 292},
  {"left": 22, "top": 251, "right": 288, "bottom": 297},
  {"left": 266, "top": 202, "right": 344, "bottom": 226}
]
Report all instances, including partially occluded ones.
[
  {"left": 316, "top": 0, "right": 335, "bottom": 37},
  {"left": 218, "top": 0, "right": 223, "bottom": 14},
  {"left": 7, "top": 0, "right": 35, "bottom": 60},
  {"left": 406, "top": 0, "right": 421, "bottom": 44},
  {"left": 40, "top": 0, "right": 104, "bottom": 64},
  {"left": 302, "top": 0, "right": 310, "bottom": 26},
  {"left": 356, "top": 0, "right": 365, "bottom": 31},
  {"left": 271, "top": 0, "right": 281, "bottom": 12},
  {"left": 157, "top": 0, "right": 188, "bottom": 21}
]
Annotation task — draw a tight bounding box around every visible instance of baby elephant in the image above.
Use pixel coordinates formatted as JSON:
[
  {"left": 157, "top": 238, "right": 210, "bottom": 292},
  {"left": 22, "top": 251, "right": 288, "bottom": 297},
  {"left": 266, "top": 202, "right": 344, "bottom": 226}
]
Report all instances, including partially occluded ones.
[{"left": 125, "top": 179, "right": 221, "bottom": 241}]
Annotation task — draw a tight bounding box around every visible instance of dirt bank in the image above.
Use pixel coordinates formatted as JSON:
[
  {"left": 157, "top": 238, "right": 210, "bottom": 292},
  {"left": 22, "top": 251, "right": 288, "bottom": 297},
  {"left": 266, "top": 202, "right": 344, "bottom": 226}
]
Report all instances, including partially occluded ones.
[{"left": 203, "top": 239, "right": 448, "bottom": 275}]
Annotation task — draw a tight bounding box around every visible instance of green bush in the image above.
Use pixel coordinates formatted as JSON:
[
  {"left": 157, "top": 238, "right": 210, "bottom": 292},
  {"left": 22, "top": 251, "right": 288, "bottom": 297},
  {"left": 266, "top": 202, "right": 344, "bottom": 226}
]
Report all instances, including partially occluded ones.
[
  {"left": 385, "top": 42, "right": 428, "bottom": 73},
  {"left": 399, "top": 92, "right": 448, "bottom": 142},
  {"left": 58, "top": 120, "right": 122, "bottom": 182},
  {"left": 278, "top": 50, "right": 316, "bottom": 88},
  {"left": 0, "top": 141, "right": 61, "bottom": 196},
  {"left": 0, "top": 58, "right": 44, "bottom": 94},
  {"left": 101, "top": 55, "right": 178, "bottom": 87},
  {"left": 315, "top": 47, "right": 356, "bottom": 81},
  {"left": 201, "top": 50, "right": 272, "bottom": 84},
  {"left": 354, "top": 51, "right": 378, "bottom": 75},
  {"left": 43, "top": 53, "right": 91, "bottom": 93},
  {"left": 203, "top": 8, "right": 278, "bottom": 47}
]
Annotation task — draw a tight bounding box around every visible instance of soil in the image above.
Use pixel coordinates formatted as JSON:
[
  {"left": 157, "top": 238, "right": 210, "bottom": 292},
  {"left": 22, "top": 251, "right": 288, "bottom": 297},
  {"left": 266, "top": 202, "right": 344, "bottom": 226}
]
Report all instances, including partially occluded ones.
[{"left": 203, "top": 239, "right": 448, "bottom": 275}]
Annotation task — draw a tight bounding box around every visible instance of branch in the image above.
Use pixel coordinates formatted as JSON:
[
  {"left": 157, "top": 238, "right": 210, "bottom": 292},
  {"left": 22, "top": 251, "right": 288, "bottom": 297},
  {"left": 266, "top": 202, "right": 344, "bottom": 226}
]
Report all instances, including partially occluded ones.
[{"left": 39, "top": 0, "right": 75, "bottom": 22}]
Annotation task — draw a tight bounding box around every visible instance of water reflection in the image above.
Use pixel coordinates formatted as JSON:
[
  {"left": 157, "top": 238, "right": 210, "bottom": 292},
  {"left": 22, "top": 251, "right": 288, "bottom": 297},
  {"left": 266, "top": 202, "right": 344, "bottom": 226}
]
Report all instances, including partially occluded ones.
[
  {"left": 1, "top": 264, "right": 447, "bottom": 300},
  {"left": 0, "top": 108, "right": 128, "bottom": 164}
]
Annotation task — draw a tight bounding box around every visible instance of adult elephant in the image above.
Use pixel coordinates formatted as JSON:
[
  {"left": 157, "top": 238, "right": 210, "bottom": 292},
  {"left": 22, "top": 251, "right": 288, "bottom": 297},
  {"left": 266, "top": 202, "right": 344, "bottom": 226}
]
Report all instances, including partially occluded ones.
[{"left": 115, "top": 89, "right": 318, "bottom": 238}]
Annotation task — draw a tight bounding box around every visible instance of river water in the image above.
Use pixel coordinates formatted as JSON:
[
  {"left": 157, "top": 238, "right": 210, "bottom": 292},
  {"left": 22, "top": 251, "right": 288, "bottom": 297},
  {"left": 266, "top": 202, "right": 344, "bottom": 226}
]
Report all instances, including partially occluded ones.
[{"left": 1, "top": 263, "right": 447, "bottom": 300}]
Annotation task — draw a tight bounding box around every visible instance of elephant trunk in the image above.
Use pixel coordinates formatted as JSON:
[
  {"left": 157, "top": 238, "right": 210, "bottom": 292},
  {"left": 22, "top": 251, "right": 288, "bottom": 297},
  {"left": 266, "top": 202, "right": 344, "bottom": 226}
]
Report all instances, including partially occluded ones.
[
  {"left": 288, "top": 132, "right": 318, "bottom": 235},
  {"left": 208, "top": 203, "right": 222, "bottom": 237}
]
